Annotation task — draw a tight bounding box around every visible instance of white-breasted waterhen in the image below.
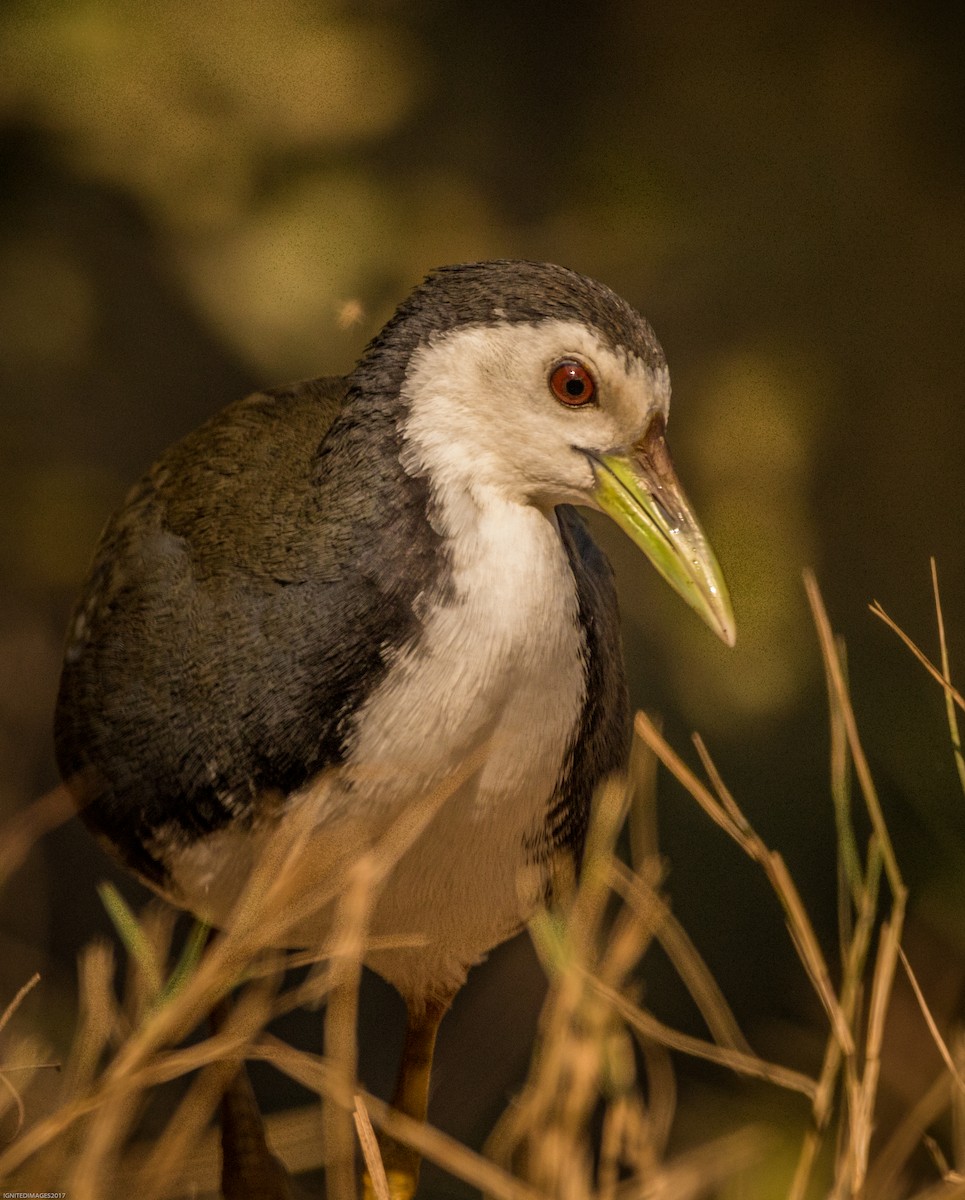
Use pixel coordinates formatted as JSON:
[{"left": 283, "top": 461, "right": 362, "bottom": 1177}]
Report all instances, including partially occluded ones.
[{"left": 55, "top": 260, "right": 735, "bottom": 1198}]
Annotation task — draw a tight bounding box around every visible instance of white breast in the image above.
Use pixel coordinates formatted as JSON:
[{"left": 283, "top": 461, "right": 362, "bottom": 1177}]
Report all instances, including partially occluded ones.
[
  {"left": 348, "top": 492, "right": 584, "bottom": 806},
  {"left": 342, "top": 489, "right": 586, "bottom": 1003}
]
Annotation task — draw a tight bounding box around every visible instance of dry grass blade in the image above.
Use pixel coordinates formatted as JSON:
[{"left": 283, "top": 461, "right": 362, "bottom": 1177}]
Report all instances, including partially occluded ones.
[
  {"left": 367, "top": 740, "right": 496, "bottom": 882},
  {"left": 807, "top": 571, "right": 906, "bottom": 904},
  {"left": 899, "top": 946, "right": 965, "bottom": 1096},
  {"left": 124, "top": 1101, "right": 316, "bottom": 1187},
  {"left": 844, "top": 917, "right": 904, "bottom": 1195},
  {"left": 614, "top": 1125, "right": 766, "bottom": 1200},
  {"left": 632, "top": 713, "right": 740, "bottom": 844},
  {"left": 0, "top": 972, "right": 41, "bottom": 1039},
  {"left": 134, "top": 978, "right": 278, "bottom": 1199},
  {"left": 252, "top": 1035, "right": 547, "bottom": 1200},
  {"left": 692, "top": 732, "right": 848, "bottom": 1052},
  {"left": 488, "top": 929, "right": 594, "bottom": 1192},
  {"left": 910, "top": 1180, "right": 965, "bottom": 1200},
  {"left": 953, "top": 1031, "right": 965, "bottom": 1178},
  {"left": 627, "top": 720, "right": 661, "bottom": 871},
  {"left": 599, "top": 858, "right": 664, "bottom": 988},
  {"left": 829, "top": 635, "right": 864, "bottom": 911},
  {"left": 354, "top": 1093, "right": 390, "bottom": 1200},
  {"left": 570, "top": 774, "right": 634, "bottom": 957},
  {"left": 138, "top": 1056, "right": 241, "bottom": 1199},
  {"left": 0, "top": 1066, "right": 27, "bottom": 1137},
  {"left": 931, "top": 558, "right": 965, "bottom": 799},
  {"left": 325, "top": 855, "right": 378, "bottom": 1200},
  {"left": 586, "top": 971, "right": 817, "bottom": 1100},
  {"left": 0, "top": 784, "right": 76, "bottom": 890},
  {"left": 0, "top": 1030, "right": 53, "bottom": 1143},
  {"left": 271, "top": 933, "right": 427, "bottom": 1022},
  {"left": 0, "top": 1069, "right": 118, "bottom": 1179},
  {"left": 770, "top": 851, "right": 855, "bottom": 1058},
  {"left": 128, "top": 1020, "right": 277, "bottom": 1090},
  {"left": 636, "top": 711, "right": 853, "bottom": 1057},
  {"left": 798, "top": 573, "right": 911, "bottom": 1200},
  {"left": 33, "top": 940, "right": 118, "bottom": 1183},
  {"left": 867, "top": 1070, "right": 956, "bottom": 1198},
  {"left": 607, "top": 860, "right": 752, "bottom": 1056},
  {"left": 366, "top": 1091, "right": 548, "bottom": 1200},
  {"left": 789, "top": 843, "right": 883, "bottom": 1200},
  {"left": 869, "top": 596, "right": 965, "bottom": 717},
  {"left": 598, "top": 1096, "right": 630, "bottom": 1200},
  {"left": 489, "top": 771, "right": 674, "bottom": 1199},
  {"left": 281, "top": 933, "right": 427, "bottom": 975},
  {"left": 638, "top": 1039, "right": 676, "bottom": 1162}
]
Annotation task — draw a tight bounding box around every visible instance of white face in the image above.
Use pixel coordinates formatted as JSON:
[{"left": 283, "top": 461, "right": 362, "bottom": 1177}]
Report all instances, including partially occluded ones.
[{"left": 398, "top": 319, "right": 670, "bottom": 509}]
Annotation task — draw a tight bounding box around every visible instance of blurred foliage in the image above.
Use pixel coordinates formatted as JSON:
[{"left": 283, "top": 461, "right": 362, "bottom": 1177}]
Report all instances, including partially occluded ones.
[
  {"left": 0, "top": 0, "right": 963, "bottom": 1191},
  {"left": 0, "top": 0, "right": 419, "bottom": 229}
]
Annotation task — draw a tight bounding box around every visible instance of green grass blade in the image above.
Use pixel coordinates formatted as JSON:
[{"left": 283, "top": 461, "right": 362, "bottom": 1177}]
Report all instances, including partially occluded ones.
[{"left": 96, "top": 881, "right": 164, "bottom": 999}]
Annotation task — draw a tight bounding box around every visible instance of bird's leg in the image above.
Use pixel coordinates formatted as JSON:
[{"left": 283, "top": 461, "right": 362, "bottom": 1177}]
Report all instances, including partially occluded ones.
[
  {"left": 365, "top": 997, "right": 448, "bottom": 1200},
  {"left": 210, "top": 996, "right": 293, "bottom": 1200}
]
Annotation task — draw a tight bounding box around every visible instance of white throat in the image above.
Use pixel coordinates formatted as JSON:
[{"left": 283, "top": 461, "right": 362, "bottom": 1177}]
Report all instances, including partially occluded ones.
[{"left": 347, "top": 436, "right": 586, "bottom": 805}]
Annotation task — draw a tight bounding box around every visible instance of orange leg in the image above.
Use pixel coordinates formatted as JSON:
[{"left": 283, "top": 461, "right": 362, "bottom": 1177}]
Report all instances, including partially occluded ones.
[{"left": 364, "top": 998, "right": 448, "bottom": 1200}]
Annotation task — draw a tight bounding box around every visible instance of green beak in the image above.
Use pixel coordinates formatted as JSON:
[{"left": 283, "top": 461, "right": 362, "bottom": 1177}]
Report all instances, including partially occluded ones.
[{"left": 590, "top": 415, "right": 736, "bottom": 646}]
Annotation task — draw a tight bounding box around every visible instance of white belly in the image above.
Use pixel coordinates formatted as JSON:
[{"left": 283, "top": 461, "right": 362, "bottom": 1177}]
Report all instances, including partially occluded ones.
[{"left": 165, "top": 499, "right": 586, "bottom": 1005}]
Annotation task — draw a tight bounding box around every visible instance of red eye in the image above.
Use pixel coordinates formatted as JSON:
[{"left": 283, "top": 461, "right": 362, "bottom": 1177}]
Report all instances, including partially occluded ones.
[{"left": 550, "top": 359, "right": 596, "bottom": 407}]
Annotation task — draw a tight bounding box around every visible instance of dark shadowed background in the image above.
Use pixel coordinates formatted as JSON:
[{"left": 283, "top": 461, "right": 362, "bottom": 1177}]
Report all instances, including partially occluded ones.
[{"left": 1, "top": 0, "right": 964, "bottom": 1193}]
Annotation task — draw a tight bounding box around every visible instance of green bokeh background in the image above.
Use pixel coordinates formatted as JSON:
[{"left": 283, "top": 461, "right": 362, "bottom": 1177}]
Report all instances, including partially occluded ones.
[{"left": 1, "top": 1, "right": 964, "bottom": 1193}]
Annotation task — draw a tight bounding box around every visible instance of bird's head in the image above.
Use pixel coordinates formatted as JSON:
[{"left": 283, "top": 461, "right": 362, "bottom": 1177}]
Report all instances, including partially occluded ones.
[{"left": 357, "top": 260, "right": 735, "bottom": 646}]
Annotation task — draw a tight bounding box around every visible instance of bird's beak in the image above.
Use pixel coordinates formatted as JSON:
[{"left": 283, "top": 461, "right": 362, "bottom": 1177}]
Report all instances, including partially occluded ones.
[{"left": 589, "top": 415, "right": 736, "bottom": 646}]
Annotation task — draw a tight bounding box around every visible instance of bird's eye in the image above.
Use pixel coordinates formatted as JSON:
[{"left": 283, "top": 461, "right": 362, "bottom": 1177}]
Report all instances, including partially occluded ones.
[{"left": 549, "top": 359, "right": 596, "bottom": 407}]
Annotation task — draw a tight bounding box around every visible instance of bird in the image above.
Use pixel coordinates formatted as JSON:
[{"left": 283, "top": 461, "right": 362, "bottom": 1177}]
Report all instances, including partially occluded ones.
[{"left": 54, "top": 259, "right": 735, "bottom": 1198}]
